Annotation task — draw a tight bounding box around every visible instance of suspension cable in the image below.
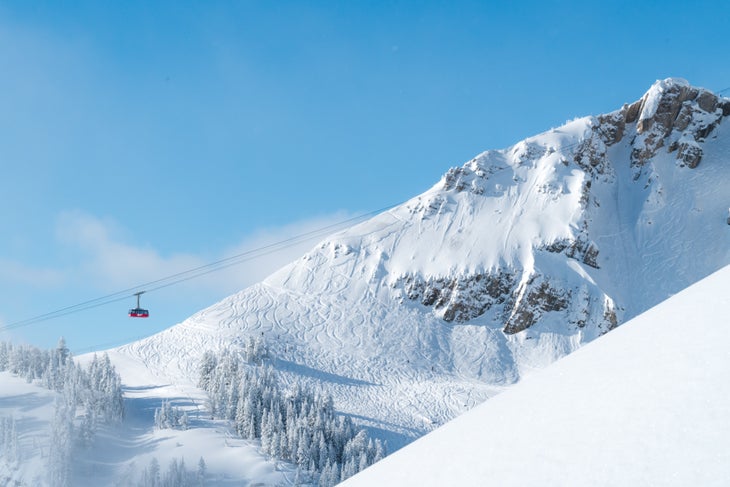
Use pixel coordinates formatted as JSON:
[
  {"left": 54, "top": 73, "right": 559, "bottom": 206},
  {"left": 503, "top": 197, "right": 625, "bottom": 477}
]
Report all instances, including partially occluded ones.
[{"left": 0, "top": 204, "right": 400, "bottom": 333}]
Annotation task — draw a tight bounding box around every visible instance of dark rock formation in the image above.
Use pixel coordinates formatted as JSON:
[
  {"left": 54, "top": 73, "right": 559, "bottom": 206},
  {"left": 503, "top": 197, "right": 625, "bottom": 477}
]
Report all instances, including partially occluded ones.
[
  {"left": 503, "top": 277, "right": 570, "bottom": 334},
  {"left": 397, "top": 272, "right": 515, "bottom": 323},
  {"left": 592, "top": 79, "right": 727, "bottom": 171}
]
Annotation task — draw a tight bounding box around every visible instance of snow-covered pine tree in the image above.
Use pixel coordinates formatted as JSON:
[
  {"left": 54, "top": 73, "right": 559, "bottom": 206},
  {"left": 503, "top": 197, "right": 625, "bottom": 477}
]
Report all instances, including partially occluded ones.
[
  {"left": 154, "top": 399, "right": 189, "bottom": 430},
  {"left": 85, "top": 353, "right": 124, "bottom": 424},
  {"left": 196, "top": 457, "right": 207, "bottom": 486},
  {"left": 148, "top": 457, "right": 161, "bottom": 487},
  {"left": 135, "top": 456, "right": 197, "bottom": 487},
  {"left": 198, "top": 351, "right": 217, "bottom": 391},
  {"left": 163, "top": 457, "right": 186, "bottom": 487},
  {"left": 199, "top": 342, "right": 387, "bottom": 480},
  {"left": 48, "top": 396, "right": 74, "bottom": 487},
  {"left": 0, "top": 341, "right": 10, "bottom": 370},
  {"left": 0, "top": 415, "right": 20, "bottom": 465}
]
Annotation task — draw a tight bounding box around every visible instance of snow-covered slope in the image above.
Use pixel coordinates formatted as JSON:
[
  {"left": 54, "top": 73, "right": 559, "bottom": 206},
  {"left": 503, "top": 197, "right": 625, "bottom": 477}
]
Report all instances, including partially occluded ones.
[
  {"left": 341, "top": 264, "right": 730, "bottom": 486},
  {"left": 0, "top": 356, "right": 296, "bottom": 486},
  {"left": 116, "top": 78, "right": 730, "bottom": 450}
]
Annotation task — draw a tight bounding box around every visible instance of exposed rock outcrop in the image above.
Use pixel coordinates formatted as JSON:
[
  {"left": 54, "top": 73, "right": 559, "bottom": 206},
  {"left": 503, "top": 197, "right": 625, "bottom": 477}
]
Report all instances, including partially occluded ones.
[
  {"left": 544, "top": 236, "right": 600, "bottom": 269},
  {"left": 395, "top": 268, "right": 620, "bottom": 337},
  {"left": 626, "top": 78, "right": 724, "bottom": 169},
  {"left": 591, "top": 78, "right": 727, "bottom": 171},
  {"left": 396, "top": 272, "right": 515, "bottom": 323},
  {"left": 503, "top": 276, "right": 570, "bottom": 334}
]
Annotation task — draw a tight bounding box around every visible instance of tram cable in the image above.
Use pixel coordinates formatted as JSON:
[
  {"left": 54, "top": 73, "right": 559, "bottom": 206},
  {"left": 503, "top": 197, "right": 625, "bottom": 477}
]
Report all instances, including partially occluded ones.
[{"left": 0, "top": 203, "right": 400, "bottom": 333}]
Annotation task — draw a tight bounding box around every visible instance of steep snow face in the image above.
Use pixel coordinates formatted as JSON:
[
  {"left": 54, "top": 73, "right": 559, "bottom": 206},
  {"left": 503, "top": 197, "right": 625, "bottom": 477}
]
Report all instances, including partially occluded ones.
[
  {"left": 341, "top": 264, "right": 730, "bottom": 487},
  {"left": 116, "top": 79, "right": 730, "bottom": 449}
]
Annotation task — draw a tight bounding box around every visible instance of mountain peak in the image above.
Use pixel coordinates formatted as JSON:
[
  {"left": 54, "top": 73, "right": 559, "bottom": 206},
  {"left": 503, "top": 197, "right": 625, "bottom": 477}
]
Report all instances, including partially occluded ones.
[
  {"left": 633, "top": 77, "right": 723, "bottom": 130},
  {"left": 598, "top": 78, "right": 730, "bottom": 168},
  {"left": 638, "top": 77, "right": 690, "bottom": 122}
]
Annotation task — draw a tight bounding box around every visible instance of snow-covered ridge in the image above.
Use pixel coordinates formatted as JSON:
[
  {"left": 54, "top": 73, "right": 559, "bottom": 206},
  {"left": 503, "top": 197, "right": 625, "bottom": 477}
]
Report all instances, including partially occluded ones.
[{"left": 115, "top": 79, "right": 730, "bottom": 451}]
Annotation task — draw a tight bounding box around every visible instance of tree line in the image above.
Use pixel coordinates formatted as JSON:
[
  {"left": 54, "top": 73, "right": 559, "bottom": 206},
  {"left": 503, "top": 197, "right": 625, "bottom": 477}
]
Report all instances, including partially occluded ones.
[
  {"left": 0, "top": 338, "right": 124, "bottom": 486},
  {"left": 198, "top": 336, "right": 386, "bottom": 486},
  {"left": 134, "top": 456, "right": 207, "bottom": 487}
]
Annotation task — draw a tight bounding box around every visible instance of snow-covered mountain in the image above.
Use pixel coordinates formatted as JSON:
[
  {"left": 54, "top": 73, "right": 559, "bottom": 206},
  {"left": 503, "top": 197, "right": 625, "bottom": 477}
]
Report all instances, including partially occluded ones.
[
  {"left": 2, "top": 78, "right": 729, "bottom": 486},
  {"left": 116, "top": 78, "right": 730, "bottom": 450},
  {"left": 341, "top": 263, "right": 730, "bottom": 486}
]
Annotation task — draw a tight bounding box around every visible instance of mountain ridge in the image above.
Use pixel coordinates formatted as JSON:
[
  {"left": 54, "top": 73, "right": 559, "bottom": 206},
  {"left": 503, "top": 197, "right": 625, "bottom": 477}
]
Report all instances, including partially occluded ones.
[{"left": 115, "top": 78, "right": 730, "bottom": 450}]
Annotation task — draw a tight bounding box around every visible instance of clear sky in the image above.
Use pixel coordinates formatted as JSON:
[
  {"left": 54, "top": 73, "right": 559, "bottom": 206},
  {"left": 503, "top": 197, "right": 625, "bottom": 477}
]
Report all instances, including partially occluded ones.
[{"left": 1, "top": 0, "right": 728, "bottom": 353}]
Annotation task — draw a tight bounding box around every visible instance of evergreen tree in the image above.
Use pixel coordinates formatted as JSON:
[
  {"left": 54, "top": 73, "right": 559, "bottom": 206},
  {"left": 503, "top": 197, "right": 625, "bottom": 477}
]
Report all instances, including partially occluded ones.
[
  {"left": 199, "top": 342, "right": 387, "bottom": 479},
  {"left": 0, "top": 415, "right": 20, "bottom": 465},
  {"left": 78, "top": 411, "right": 95, "bottom": 447},
  {"left": 148, "top": 457, "right": 161, "bottom": 487},
  {"left": 48, "top": 397, "right": 74, "bottom": 487},
  {"left": 196, "top": 457, "right": 207, "bottom": 486},
  {"left": 198, "top": 351, "right": 217, "bottom": 390},
  {"left": 56, "top": 337, "right": 70, "bottom": 366},
  {"left": 1, "top": 339, "right": 126, "bottom": 482},
  {"left": 0, "top": 341, "right": 10, "bottom": 370}
]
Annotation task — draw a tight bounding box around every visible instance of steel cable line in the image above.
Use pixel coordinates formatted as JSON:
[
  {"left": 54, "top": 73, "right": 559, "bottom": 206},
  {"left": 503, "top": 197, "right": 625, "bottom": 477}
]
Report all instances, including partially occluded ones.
[
  {"left": 69, "top": 226, "right": 364, "bottom": 353},
  {"left": 0, "top": 203, "right": 400, "bottom": 333}
]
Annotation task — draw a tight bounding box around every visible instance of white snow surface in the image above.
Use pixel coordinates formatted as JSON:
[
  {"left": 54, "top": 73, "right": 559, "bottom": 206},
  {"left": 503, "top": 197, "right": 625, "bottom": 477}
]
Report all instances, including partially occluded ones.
[
  {"left": 4, "top": 79, "right": 728, "bottom": 485},
  {"left": 342, "top": 264, "right": 730, "bottom": 487}
]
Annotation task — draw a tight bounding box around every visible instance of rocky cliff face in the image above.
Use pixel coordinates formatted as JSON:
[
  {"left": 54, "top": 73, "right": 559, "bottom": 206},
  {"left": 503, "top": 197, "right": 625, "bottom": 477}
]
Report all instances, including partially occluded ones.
[
  {"left": 389, "top": 78, "right": 727, "bottom": 338},
  {"left": 598, "top": 78, "right": 729, "bottom": 169}
]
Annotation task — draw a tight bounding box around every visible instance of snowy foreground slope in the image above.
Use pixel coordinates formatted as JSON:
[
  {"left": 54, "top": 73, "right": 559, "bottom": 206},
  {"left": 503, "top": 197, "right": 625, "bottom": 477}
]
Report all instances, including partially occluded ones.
[
  {"left": 115, "top": 78, "right": 730, "bottom": 451},
  {"left": 107, "top": 78, "right": 730, "bottom": 461},
  {"left": 342, "top": 264, "right": 730, "bottom": 487}
]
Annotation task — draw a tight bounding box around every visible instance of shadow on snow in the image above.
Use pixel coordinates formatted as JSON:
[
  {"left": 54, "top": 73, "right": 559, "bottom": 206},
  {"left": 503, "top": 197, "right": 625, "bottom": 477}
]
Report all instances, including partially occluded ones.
[{"left": 275, "top": 359, "right": 377, "bottom": 387}]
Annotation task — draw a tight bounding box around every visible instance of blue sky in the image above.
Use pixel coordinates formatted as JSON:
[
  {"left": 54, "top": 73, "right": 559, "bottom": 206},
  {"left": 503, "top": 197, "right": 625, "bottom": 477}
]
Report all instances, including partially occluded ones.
[{"left": 1, "top": 0, "right": 728, "bottom": 352}]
